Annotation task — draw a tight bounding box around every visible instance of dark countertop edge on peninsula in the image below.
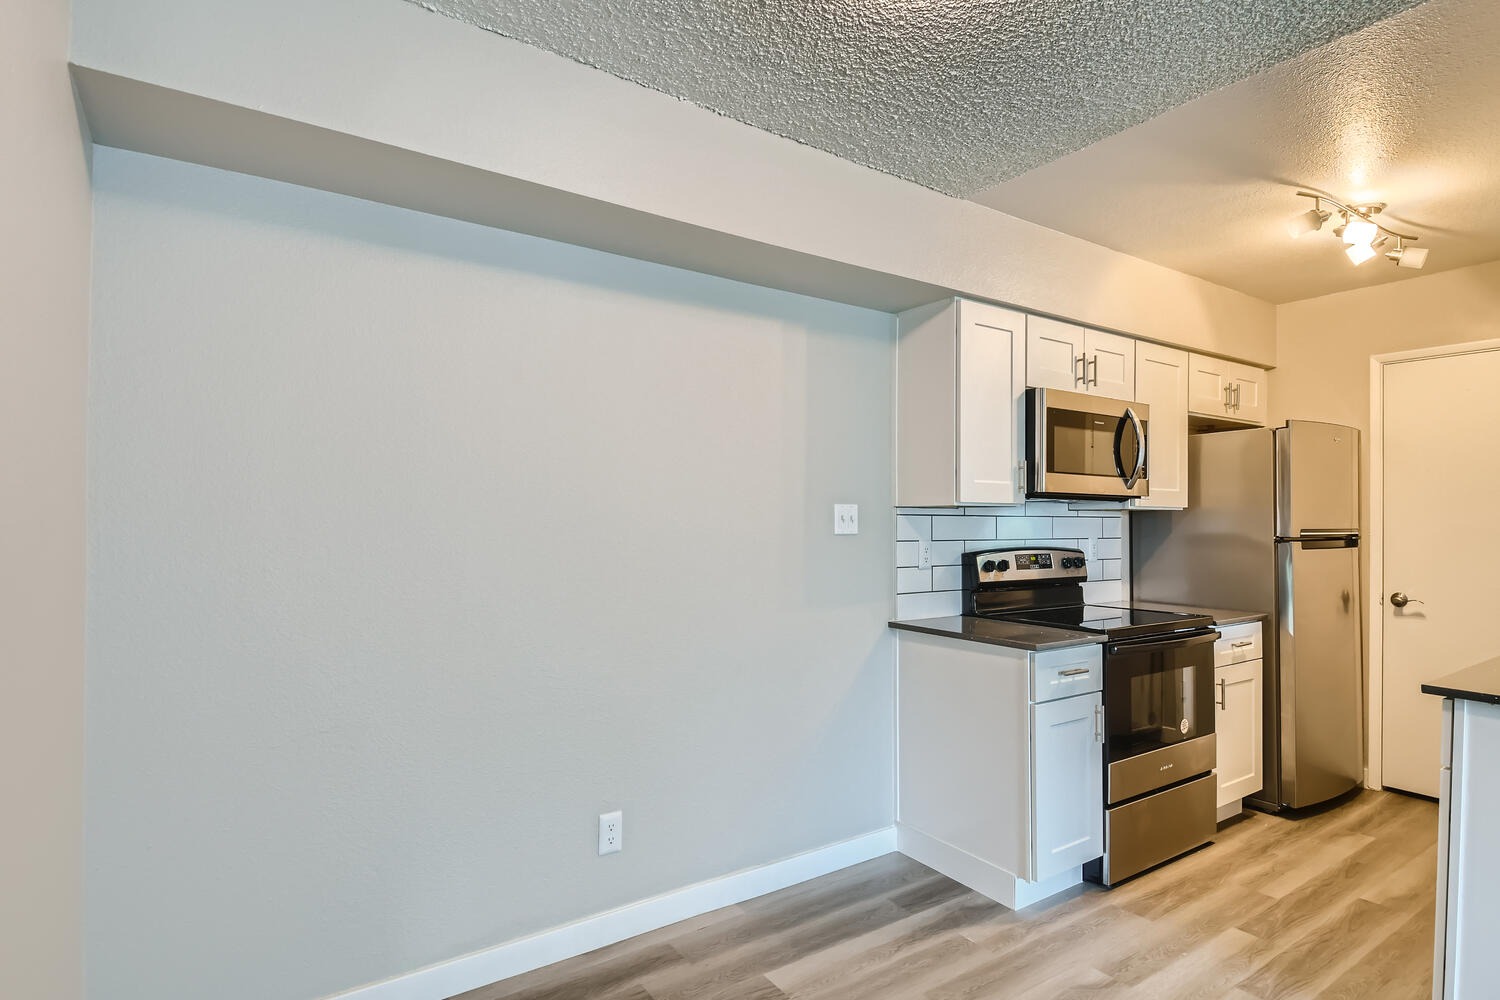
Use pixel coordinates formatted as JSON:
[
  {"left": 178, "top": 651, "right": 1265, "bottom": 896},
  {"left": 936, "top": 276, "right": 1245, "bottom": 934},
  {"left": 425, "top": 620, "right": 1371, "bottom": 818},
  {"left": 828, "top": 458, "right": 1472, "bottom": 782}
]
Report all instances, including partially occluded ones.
[
  {"left": 1422, "top": 656, "right": 1500, "bottom": 705},
  {"left": 1111, "top": 601, "right": 1269, "bottom": 627},
  {"left": 888, "top": 616, "right": 1105, "bottom": 651}
]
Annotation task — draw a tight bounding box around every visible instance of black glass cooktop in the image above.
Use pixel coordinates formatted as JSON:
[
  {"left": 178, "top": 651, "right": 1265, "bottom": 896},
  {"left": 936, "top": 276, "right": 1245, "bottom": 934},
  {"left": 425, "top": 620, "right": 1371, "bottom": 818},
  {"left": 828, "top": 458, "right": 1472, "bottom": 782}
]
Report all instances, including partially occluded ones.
[{"left": 988, "top": 604, "right": 1213, "bottom": 640}]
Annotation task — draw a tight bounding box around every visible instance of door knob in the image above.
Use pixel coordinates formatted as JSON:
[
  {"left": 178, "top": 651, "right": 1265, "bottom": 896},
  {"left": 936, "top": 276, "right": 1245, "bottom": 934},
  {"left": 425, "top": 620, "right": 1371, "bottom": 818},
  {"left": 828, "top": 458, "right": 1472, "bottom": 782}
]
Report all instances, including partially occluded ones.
[{"left": 1390, "top": 592, "right": 1424, "bottom": 608}]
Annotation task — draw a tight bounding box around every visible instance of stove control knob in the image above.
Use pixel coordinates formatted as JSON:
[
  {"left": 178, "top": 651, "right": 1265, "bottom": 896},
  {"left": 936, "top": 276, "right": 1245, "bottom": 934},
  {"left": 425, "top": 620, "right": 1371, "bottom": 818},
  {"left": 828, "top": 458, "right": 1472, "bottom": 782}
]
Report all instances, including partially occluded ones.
[
  {"left": 980, "top": 560, "right": 996, "bottom": 573},
  {"left": 997, "top": 559, "right": 1010, "bottom": 572}
]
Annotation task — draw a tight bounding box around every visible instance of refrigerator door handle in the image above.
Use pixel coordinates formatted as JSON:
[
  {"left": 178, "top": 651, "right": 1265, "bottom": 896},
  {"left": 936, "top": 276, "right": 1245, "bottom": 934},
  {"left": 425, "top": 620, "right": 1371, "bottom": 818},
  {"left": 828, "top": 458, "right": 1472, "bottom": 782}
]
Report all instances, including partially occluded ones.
[{"left": 1275, "top": 531, "right": 1360, "bottom": 549}]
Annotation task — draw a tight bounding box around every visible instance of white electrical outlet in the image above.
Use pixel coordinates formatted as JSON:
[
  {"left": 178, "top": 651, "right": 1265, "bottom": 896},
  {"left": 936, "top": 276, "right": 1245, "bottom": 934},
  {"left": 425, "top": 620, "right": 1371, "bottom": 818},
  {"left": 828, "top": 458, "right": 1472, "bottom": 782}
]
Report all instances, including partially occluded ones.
[
  {"left": 599, "top": 810, "right": 622, "bottom": 855},
  {"left": 833, "top": 504, "right": 859, "bottom": 535},
  {"left": 1086, "top": 538, "right": 1098, "bottom": 560},
  {"left": 918, "top": 540, "right": 932, "bottom": 570}
]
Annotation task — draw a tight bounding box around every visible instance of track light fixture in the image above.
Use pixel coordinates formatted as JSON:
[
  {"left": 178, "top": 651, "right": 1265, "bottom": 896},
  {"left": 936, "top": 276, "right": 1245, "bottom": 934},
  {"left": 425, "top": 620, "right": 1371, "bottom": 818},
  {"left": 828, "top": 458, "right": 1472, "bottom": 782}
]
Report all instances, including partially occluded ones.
[{"left": 1286, "top": 191, "right": 1427, "bottom": 269}]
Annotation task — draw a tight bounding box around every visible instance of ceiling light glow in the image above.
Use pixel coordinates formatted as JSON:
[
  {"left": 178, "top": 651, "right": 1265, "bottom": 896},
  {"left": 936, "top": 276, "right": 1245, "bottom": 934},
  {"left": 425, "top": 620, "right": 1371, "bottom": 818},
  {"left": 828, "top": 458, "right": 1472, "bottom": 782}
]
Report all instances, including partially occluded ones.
[
  {"left": 1287, "top": 191, "right": 1428, "bottom": 270},
  {"left": 1341, "top": 217, "right": 1378, "bottom": 246}
]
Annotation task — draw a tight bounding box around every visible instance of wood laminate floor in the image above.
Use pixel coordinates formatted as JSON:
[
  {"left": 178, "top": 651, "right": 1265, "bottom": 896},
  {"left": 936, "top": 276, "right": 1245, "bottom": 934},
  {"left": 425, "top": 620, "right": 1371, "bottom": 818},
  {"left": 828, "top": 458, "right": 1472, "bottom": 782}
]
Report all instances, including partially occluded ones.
[{"left": 455, "top": 790, "right": 1437, "bottom": 1000}]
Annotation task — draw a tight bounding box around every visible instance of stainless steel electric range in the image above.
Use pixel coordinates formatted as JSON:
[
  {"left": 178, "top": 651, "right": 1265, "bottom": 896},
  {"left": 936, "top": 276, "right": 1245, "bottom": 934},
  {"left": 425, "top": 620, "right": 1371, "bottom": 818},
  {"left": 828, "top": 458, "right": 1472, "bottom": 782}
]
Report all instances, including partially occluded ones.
[{"left": 963, "top": 546, "right": 1221, "bottom": 885}]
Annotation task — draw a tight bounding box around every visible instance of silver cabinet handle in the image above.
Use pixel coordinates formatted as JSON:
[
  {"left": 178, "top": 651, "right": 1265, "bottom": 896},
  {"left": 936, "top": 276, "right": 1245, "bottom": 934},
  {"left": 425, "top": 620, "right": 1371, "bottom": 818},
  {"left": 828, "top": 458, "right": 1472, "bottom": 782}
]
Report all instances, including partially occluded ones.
[
  {"left": 1390, "top": 592, "right": 1424, "bottom": 608},
  {"left": 1224, "top": 383, "right": 1233, "bottom": 410},
  {"left": 1216, "top": 678, "right": 1227, "bottom": 709},
  {"left": 1093, "top": 704, "right": 1104, "bottom": 744},
  {"left": 1234, "top": 383, "right": 1242, "bottom": 410},
  {"left": 1088, "top": 354, "right": 1099, "bottom": 387},
  {"left": 1073, "top": 354, "right": 1086, "bottom": 385},
  {"left": 1059, "top": 667, "right": 1091, "bottom": 676},
  {"left": 1231, "top": 640, "right": 1254, "bottom": 648}
]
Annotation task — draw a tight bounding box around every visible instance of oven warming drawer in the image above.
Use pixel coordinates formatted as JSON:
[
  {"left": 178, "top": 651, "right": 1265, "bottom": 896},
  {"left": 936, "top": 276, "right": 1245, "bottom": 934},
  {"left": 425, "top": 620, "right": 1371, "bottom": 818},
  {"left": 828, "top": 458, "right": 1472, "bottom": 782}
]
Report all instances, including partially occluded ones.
[
  {"left": 1107, "top": 734, "right": 1217, "bottom": 805},
  {"left": 1094, "top": 772, "right": 1216, "bottom": 886}
]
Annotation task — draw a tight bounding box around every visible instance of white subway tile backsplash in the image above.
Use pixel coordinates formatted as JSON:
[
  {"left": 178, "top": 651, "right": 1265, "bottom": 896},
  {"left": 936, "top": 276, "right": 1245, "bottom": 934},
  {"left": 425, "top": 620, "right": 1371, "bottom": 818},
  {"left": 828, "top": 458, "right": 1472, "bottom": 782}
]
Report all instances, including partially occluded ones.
[
  {"left": 896, "top": 514, "right": 930, "bottom": 542},
  {"left": 896, "top": 567, "right": 932, "bottom": 594},
  {"left": 932, "top": 565, "right": 963, "bottom": 591},
  {"left": 931, "top": 515, "right": 997, "bottom": 541},
  {"left": 929, "top": 541, "right": 969, "bottom": 566},
  {"left": 894, "top": 506, "right": 1129, "bottom": 619},
  {"left": 895, "top": 589, "right": 963, "bottom": 620}
]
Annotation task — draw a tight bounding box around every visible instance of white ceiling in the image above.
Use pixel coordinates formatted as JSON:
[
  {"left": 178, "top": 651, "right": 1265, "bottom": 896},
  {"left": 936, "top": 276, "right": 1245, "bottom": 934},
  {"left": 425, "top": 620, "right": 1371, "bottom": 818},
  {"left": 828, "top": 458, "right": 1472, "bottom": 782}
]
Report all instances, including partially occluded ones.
[
  {"left": 408, "top": 0, "right": 1418, "bottom": 197},
  {"left": 970, "top": 0, "right": 1500, "bottom": 303}
]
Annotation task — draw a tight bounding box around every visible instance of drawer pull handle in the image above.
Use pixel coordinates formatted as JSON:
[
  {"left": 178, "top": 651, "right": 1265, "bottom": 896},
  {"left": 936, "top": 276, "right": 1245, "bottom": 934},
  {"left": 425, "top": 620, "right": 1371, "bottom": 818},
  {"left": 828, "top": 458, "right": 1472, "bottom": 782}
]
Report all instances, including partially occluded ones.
[
  {"left": 1231, "top": 641, "right": 1254, "bottom": 648},
  {"left": 1216, "top": 678, "right": 1227, "bottom": 709},
  {"left": 1059, "top": 667, "right": 1091, "bottom": 677}
]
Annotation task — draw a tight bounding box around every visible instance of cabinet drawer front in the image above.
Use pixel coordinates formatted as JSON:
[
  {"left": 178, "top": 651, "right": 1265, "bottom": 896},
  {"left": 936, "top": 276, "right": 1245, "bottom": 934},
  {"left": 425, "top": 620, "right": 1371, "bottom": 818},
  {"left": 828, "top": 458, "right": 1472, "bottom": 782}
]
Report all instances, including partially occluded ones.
[
  {"left": 1214, "top": 622, "right": 1263, "bottom": 666},
  {"left": 1031, "top": 645, "right": 1103, "bottom": 702}
]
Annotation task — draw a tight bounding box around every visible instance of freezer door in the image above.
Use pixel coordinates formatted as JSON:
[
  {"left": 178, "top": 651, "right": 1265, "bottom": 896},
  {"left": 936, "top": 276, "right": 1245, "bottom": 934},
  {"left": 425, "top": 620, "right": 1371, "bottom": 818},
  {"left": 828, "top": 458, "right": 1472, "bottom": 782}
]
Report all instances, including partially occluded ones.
[
  {"left": 1277, "top": 539, "right": 1364, "bottom": 808},
  {"left": 1276, "top": 420, "right": 1360, "bottom": 537}
]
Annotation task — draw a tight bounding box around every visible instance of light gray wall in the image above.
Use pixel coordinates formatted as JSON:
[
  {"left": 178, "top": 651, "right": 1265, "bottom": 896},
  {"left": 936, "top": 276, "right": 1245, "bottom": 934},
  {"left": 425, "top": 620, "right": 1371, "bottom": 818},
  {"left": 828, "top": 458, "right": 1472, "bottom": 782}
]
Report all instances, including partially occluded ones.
[
  {"left": 1, "top": 1, "right": 90, "bottom": 998},
  {"left": 86, "top": 148, "right": 896, "bottom": 1000}
]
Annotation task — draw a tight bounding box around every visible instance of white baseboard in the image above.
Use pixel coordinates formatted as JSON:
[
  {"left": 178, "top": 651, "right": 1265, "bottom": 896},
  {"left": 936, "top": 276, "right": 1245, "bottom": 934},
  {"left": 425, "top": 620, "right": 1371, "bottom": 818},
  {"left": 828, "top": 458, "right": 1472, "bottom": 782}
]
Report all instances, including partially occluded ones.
[
  {"left": 322, "top": 826, "right": 898, "bottom": 1000},
  {"left": 895, "top": 823, "right": 1080, "bottom": 910}
]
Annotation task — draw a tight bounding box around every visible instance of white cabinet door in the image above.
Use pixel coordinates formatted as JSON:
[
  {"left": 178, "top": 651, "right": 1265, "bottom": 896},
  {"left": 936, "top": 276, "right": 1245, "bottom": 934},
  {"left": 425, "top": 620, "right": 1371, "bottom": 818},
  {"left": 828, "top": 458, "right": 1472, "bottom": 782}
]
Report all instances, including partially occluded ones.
[
  {"left": 1026, "top": 316, "right": 1085, "bottom": 392},
  {"left": 1215, "top": 658, "right": 1263, "bottom": 808},
  {"left": 1133, "top": 342, "right": 1188, "bottom": 509},
  {"left": 1228, "top": 363, "right": 1268, "bottom": 426},
  {"left": 1084, "top": 330, "right": 1136, "bottom": 401},
  {"left": 1031, "top": 692, "right": 1104, "bottom": 882},
  {"left": 1188, "top": 353, "right": 1232, "bottom": 418},
  {"left": 957, "top": 301, "right": 1026, "bottom": 504}
]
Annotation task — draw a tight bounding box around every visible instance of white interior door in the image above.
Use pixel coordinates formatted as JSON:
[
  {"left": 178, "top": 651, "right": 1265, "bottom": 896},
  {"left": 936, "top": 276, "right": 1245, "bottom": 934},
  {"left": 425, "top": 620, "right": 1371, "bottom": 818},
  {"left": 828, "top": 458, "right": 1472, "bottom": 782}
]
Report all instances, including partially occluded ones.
[{"left": 1382, "top": 348, "right": 1500, "bottom": 797}]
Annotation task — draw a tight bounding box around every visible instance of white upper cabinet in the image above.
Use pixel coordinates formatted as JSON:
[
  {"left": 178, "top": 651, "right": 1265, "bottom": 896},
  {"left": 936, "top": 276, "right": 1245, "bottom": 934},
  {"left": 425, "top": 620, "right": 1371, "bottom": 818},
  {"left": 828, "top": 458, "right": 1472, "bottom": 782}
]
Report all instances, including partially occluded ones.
[
  {"left": 1134, "top": 342, "right": 1189, "bottom": 510},
  {"left": 1027, "top": 317, "right": 1135, "bottom": 400},
  {"left": 1026, "top": 316, "right": 1086, "bottom": 391},
  {"left": 1084, "top": 330, "right": 1136, "bottom": 401},
  {"left": 1187, "top": 353, "right": 1270, "bottom": 426},
  {"left": 897, "top": 298, "right": 1025, "bottom": 506}
]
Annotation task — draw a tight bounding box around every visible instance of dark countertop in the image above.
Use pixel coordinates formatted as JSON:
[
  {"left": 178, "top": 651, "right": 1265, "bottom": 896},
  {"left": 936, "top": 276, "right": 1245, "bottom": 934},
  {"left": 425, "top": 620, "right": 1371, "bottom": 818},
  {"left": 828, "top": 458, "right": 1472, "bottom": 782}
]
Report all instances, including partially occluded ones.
[
  {"left": 1422, "top": 656, "right": 1500, "bottom": 705},
  {"left": 888, "top": 616, "right": 1105, "bottom": 651},
  {"left": 1112, "top": 601, "right": 1268, "bottom": 627}
]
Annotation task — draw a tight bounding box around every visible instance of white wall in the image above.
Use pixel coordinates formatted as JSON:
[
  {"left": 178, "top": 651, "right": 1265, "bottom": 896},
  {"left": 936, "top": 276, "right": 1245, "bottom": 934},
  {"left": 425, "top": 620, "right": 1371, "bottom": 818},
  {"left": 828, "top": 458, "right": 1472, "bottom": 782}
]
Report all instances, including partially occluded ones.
[
  {"left": 70, "top": 0, "right": 1277, "bottom": 365},
  {"left": 85, "top": 148, "right": 896, "bottom": 1000},
  {"left": 0, "top": 1, "right": 90, "bottom": 998},
  {"left": 1272, "top": 259, "right": 1500, "bottom": 754}
]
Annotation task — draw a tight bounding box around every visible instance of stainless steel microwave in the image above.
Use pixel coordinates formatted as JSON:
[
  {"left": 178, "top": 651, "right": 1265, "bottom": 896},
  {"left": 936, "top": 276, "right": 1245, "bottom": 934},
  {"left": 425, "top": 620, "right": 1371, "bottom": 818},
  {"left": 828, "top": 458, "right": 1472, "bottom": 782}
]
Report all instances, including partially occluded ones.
[{"left": 1025, "top": 387, "right": 1149, "bottom": 500}]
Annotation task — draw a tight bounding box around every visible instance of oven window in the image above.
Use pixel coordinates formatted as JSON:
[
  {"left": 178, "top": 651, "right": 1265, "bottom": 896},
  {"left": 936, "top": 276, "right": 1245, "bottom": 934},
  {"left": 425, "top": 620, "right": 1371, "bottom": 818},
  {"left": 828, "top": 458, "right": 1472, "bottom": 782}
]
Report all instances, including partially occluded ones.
[
  {"left": 1105, "top": 637, "right": 1216, "bottom": 764},
  {"left": 1046, "top": 409, "right": 1123, "bottom": 478}
]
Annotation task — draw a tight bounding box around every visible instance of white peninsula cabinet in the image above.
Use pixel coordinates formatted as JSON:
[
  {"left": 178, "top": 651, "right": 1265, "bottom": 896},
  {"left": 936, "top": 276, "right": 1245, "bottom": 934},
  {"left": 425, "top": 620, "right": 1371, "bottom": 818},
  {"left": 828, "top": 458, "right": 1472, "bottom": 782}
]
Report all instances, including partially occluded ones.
[
  {"left": 1213, "top": 621, "right": 1264, "bottom": 820},
  {"left": 896, "top": 298, "right": 1026, "bottom": 506},
  {"left": 1027, "top": 316, "right": 1136, "bottom": 401},
  {"left": 1187, "top": 353, "right": 1270, "bottom": 427},
  {"left": 897, "top": 631, "right": 1104, "bottom": 908}
]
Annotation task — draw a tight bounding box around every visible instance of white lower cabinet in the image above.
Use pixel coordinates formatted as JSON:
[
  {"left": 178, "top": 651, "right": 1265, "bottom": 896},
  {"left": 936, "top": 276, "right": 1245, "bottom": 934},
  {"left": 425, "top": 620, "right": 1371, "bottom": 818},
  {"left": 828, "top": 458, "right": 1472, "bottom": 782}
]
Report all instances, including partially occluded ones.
[
  {"left": 896, "top": 631, "right": 1103, "bottom": 908},
  {"left": 1212, "top": 622, "right": 1264, "bottom": 815},
  {"left": 1032, "top": 692, "right": 1105, "bottom": 881}
]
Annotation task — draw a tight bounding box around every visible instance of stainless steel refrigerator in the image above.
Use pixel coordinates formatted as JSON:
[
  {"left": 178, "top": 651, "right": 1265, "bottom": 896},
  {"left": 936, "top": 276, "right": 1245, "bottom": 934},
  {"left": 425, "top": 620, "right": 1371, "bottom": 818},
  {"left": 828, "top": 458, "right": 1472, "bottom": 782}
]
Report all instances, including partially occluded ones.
[{"left": 1132, "top": 420, "right": 1363, "bottom": 812}]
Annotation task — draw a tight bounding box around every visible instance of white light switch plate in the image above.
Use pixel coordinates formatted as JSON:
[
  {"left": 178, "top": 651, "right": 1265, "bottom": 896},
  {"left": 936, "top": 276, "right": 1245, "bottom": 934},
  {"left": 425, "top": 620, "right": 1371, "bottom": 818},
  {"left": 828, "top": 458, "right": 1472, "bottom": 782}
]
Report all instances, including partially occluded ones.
[{"left": 833, "top": 504, "right": 859, "bottom": 535}]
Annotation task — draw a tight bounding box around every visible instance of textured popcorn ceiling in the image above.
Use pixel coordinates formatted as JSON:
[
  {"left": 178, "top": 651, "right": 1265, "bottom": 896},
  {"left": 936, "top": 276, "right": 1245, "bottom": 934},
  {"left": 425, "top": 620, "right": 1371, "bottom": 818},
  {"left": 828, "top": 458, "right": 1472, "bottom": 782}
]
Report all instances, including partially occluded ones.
[
  {"left": 409, "top": 0, "right": 1421, "bottom": 197},
  {"left": 971, "top": 0, "right": 1500, "bottom": 302}
]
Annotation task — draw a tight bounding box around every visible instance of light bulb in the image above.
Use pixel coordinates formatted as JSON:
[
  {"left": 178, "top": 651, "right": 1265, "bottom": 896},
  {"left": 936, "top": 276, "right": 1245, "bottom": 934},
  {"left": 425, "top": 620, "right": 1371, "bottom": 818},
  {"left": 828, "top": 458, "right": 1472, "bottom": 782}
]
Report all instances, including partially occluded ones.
[
  {"left": 1397, "top": 247, "right": 1428, "bottom": 269},
  {"left": 1342, "top": 217, "right": 1378, "bottom": 246},
  {"left": 1346, "top": 241, "right": 1378, "bottom": 265},
  {"left": 1286, "top": 207, "right": 1329, "bottom": 238}
]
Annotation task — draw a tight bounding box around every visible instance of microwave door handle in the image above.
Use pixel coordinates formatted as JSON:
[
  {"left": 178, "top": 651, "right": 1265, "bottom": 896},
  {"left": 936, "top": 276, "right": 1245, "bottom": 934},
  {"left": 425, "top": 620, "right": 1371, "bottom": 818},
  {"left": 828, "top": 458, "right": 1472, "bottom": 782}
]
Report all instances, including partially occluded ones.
[{"left": 1124, "top": 406, "right": 1146, "bottom": 488}]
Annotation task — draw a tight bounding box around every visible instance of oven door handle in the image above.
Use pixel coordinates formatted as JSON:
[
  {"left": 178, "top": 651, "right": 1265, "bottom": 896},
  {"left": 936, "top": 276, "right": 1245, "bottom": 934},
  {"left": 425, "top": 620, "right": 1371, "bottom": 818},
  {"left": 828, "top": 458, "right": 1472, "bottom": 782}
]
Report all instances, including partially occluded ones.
[{"left": 1106, "top": 628, "right": 1221, "bottom": 656}]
